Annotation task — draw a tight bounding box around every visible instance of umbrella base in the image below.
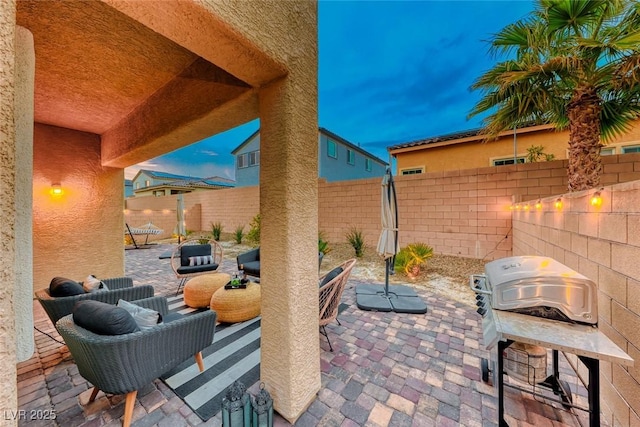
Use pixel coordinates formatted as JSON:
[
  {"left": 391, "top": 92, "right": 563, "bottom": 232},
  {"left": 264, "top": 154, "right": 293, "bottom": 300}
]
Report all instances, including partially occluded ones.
[{"left": 356, "top": 285, "right": 427, "bottom": 314}]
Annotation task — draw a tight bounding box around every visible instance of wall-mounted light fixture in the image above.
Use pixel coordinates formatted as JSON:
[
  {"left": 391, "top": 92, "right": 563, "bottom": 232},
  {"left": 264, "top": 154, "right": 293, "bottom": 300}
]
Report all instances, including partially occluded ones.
[
  {"left": 554, "top": 197, "right": 563, "bottom": 210},
  {"left": 49, "top": 183, "right": 64, "bottom": 197},
  {"left": 590, "top": 190, "right": 602, "bottom": 207},
  {"left": 535, "top": 200, "right": 542, "bottom": 210}
]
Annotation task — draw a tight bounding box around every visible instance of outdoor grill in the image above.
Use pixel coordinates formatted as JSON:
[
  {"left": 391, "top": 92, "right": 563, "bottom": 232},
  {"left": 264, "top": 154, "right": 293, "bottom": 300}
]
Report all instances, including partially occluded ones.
[
  {"left": 471, "top": 255, "right": 597, "bottom": 325},
  {"left": 468, "top": 256, "right": 633, "bottom": 427}
]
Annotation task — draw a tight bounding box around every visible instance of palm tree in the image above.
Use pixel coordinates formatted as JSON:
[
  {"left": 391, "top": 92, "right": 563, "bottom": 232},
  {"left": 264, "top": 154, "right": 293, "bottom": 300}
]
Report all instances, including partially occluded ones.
[{"left": 469, "top": 0, "right": 640, "bottom": 191}]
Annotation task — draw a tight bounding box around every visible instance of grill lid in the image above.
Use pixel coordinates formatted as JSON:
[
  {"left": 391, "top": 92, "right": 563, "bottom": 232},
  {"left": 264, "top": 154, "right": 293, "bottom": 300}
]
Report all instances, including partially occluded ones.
[{"left": 484, "top": 256, "right": 597, "bottom": 325}]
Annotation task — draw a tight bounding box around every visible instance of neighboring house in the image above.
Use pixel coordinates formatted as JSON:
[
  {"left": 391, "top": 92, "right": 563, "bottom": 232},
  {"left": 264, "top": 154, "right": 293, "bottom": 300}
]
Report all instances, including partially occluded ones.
[
  {"left": 124, "top": 179, "right": 134, "bottom": 198},
  {"left": 388, "top": 119, "right": 640, "bottom": 175},
  {"left": 130, "top": 169, "right": 235, "bottom": 197},
  {"left": 231, "top": 128, "right": 388, "bottom": 187}
]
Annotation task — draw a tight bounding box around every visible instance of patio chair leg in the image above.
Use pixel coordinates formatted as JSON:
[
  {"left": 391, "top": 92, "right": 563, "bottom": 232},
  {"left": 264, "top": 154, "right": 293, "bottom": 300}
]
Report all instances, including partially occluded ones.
[
  {"left": 195, "top": 352, "right": 204, "bottom": 372},
  {"left": 89, "top": 386, "right": 100, "bottom": 403},
  {"left": 336, "top": 318, "right": 341, "bottom": 326},
  {"left": 320, "top": 326, "right": 333, "bottom": 352},
  {"left": 123, "top": 390, "right": 137, "bottom": 427},
  {"left": 176, "top": 278, "right": 187, "bottom": 296}
]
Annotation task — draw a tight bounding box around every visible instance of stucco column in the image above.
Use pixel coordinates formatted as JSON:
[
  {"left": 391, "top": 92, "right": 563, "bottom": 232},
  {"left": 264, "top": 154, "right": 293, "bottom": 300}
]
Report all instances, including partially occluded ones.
[
  {"left": 15, "top": 25, "right": 35, "bottom": 362},
  {"left": 259, "top": 73, "right": 319, "bottom": 421},
  {"left": 0, "top": 0, "right": 19, "bottom": 420}
]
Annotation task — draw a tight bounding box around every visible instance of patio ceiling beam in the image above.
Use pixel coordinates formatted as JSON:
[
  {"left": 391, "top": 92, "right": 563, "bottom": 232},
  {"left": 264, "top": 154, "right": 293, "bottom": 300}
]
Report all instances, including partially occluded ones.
[
  {"left": 101, "top": 66, "right": 258, "bottom": 168},
  {"left": 102, "top": 0, "right": 288, "bottom": 88}
]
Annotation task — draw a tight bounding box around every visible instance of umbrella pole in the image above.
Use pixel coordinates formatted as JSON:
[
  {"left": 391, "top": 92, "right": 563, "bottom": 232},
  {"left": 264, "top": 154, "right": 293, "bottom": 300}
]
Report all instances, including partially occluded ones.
[{"left": 384, "top": 258, "right": 390, "bottom": 296}]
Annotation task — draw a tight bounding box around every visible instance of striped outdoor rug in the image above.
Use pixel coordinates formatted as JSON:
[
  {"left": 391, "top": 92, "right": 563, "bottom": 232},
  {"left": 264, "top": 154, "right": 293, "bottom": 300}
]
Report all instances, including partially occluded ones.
[{"left": 160, "top": 295, "right": 261, "bottom": 421}]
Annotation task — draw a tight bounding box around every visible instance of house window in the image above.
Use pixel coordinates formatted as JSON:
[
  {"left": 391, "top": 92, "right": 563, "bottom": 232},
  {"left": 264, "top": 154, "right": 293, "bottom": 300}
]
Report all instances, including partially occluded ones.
[
  {"left": 237, "top": 153, "right": 248, "bottom": 168},
  {"left": 153, "top": 190, "right": 164, "bottom": 197},
  {"left": 249, "top": 150, "right": 260, "bottom": 166},
  {"left": 365, "top": 158, "right": 372, "bottom": 171},
  {"left": 145, "top": 180, "right": 150, "bottom": 187},
  {"left": 327, "top": 139, "right": 337, "bottom": 158},
  {"left": 347, "top": 149, "right": 355, "bottom": 165},
  {"left": 135, "top": 182, "right": 140, "bottom": 189},
  {"left": 622, "top": 145, "right": 640, "bottom": 154},
  {"left": 601, "top": 147, "right": 615, "bottom": 156},
  {"left": 492, "top": 157, "right": 525, "bottom": 166},
  {"left": 401, "top": 167, "right": 424, "bottom": 175}
]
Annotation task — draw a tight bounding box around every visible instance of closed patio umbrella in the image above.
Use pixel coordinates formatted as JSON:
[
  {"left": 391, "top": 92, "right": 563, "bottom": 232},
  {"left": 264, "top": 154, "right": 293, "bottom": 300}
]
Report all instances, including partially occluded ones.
[
  {"left": 376, "top": 169, "right": 399, "bottom": 294},
  {"left": 356, "top": 168, "right": 427, "bottom": 314}
]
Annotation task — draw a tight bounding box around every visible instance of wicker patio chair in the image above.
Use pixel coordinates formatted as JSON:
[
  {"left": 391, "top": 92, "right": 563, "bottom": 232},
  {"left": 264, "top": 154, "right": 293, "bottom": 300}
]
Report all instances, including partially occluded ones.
[
  {"left": 171, "top": 238, "right": 224, "bottom": 295},
  {"left": 319, "top": 258, "right": 356, "bottom": 352},
  {"left": 35, "top": 277, "right": 154, "bottom": 326},
  {"left": 56, "top": 296, "right": 217, "bottom": 427}
]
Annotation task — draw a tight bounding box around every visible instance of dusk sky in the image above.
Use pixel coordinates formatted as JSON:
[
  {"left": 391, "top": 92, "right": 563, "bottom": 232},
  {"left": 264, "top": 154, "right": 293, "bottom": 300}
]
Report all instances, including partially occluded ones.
[{"left": 125, "top": 1, "right": 535, "bottom": 180}]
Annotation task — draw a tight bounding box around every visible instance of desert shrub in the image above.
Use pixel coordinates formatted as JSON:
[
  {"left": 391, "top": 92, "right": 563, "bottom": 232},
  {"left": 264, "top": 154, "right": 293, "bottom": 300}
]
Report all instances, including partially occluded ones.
[
  {"left": 211, "top": 222, "right": 223, "bottom": 241},
  {"left": 345, "top": 228, "right": 365, "bottom": 257},
  {"left": 234, "top": 225, "right": 245, "bottom": 244},
  {"left": 247, "top": 214, "right": 261, "bottom": 245},
  {"left": 394, "top": 242, "right": 433, "bottom": 277}
]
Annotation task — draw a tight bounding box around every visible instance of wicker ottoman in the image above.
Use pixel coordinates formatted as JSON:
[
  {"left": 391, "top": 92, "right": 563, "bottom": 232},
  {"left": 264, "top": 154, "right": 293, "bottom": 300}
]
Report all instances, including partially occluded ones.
[
  {"left": 210, "top": 282, "right": 261, "bottom": 323},
  {"left": 183, "top": 273, "right": 231, "bottom": 308}
]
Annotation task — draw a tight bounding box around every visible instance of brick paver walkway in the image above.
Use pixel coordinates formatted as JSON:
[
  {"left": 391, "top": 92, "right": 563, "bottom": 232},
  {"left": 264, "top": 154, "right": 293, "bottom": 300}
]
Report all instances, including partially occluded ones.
[{"left": 18, "top": 244, "right": 596, "bottom": 426}]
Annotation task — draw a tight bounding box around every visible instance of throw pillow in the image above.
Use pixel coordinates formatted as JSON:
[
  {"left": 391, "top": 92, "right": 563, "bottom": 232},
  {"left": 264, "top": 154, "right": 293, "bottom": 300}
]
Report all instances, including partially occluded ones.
[
  {"left": 117, "top": 299, "right": 162, "bottom": 330},
  {"left": 82, "top": 275, "right": 110, "bottom": 293},
  {"left": 72, "top": 300, "right": 140, "bottom": 335},
  {"left": 49, "top": 277, "right": 86, "bottom": 297},
  {"left": 319, "top": 267, "right": 344, "bottom": 288},
  {"left": 189, "top": 255, "right": 214, "bottom": 266}
]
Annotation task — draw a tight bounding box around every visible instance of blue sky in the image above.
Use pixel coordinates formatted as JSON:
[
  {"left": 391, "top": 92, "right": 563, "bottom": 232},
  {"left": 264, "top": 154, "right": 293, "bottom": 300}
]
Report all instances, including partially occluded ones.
[{"left": 125, "top": 1, "right": 535, "bottom": 180}]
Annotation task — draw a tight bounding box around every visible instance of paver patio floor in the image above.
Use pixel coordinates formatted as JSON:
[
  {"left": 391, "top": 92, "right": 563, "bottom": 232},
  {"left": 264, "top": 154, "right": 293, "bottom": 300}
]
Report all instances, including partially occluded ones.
[{"left": 18, "top": 244, "right": 597, "bottom": 426}]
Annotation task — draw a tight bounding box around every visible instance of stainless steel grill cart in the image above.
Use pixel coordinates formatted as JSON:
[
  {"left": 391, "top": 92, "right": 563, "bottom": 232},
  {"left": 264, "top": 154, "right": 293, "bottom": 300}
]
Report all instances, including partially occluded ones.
[{"left": 471, "top": 256, "right": 634, "bottom": 427}]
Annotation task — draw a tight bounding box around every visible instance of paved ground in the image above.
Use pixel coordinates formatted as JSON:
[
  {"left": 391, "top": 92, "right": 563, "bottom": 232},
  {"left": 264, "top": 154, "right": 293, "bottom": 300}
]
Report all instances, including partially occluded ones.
[{"left": 18, "top": 244, "right": 597, "bottom": 426}]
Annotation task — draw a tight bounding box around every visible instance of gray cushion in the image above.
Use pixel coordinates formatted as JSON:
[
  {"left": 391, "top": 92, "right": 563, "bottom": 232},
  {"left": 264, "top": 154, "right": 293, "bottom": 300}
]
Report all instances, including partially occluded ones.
[
  {"left": 49, "top": 277, "right": 86, "bottom": 297},
  {"left": 72, "top": 300, "right": 140, "bottom": 335},
  {"left": 320, "top": 267, "right": 343, "bottom": 288},
  {"left": 180, "top": 244, "right": 211, "bottom": 266},
  {"left": 117, "top": 299, "right": 162, "bottom": 330}
]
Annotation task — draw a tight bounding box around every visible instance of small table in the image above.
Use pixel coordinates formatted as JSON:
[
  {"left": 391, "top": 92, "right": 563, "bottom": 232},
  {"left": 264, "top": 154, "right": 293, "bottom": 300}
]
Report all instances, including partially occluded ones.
[
  {"left": 183, "top": 273, "right": 231, "bottom": 308},
  {"left": 210, "top": 282, "right": 261, "bottom": 323}
]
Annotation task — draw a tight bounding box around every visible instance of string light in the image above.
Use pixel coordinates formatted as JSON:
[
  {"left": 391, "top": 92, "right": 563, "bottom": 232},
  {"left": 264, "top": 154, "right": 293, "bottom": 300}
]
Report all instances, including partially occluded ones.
[
  {"left": 554, "top": 198, "right": 563, "bottom": 210},
  {"left": 590, "top": 191, "right": 602, "bottom": 207},
  {"left": 535, "top": 200, "right": 542, "bottom": 210}
]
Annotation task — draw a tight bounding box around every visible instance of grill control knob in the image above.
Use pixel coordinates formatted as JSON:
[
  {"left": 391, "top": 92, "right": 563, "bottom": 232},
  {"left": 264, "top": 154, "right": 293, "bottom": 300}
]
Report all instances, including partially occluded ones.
[
  {"left": 477, "top": 307, "right": 487, "bottom": 316},
  {"left": 476, "top": 300, "right": 484, "bottom": 307}
]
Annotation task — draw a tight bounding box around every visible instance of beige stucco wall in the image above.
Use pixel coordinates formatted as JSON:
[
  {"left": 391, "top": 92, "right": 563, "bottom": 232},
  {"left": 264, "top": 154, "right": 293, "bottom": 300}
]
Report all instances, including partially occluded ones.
[
  {"left": 1, "top": 0, "right": 18, "bottom": 419},
  {"left": 33, "top": 124, "right": 124, "bottom": 288},
  {"left": 512, "top": 181, "right": 640, "bottom": 426},
  {"left": 15, "top": 26, "right": 35, "bottom": 362}
]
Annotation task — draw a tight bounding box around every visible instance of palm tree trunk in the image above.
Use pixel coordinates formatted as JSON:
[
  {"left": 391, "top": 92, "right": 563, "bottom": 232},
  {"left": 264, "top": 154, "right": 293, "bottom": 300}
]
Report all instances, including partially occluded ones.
[{"left": 567, "top": 87, "right": 602, "bottom": 191}]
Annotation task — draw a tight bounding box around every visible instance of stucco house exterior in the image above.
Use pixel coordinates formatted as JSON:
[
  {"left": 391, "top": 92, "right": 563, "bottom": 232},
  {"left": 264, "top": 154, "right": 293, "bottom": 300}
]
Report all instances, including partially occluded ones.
[
  {"left": 3, "top": 0, "right": 319, "bottom": 423},
  {"left": 130, "top": 169, "right": 234, "bottom": 197},
  {"left": 231, "top": 127, "right": 388, "bottom": 187},
  {"left": 389, "top": 119, "right": 640, "bottom": 175}
]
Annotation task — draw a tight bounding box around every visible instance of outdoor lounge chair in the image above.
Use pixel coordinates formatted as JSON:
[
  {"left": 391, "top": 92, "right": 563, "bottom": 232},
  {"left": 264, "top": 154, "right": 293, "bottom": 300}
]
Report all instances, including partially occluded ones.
[
  {"left": 319, "top": 258, "right": 356, "bottom": 352},
  {"left": 236, "top": 247, "right": 324, "bottom": 279},
  {"left": 171, "top": 238, "right": 223, "bottom": 294},
  {"left": 56, "top": 296, "right": 217, "bottom": 427},
  {"left": 35, "top": 277, "right": 154, "bottom": 326}
]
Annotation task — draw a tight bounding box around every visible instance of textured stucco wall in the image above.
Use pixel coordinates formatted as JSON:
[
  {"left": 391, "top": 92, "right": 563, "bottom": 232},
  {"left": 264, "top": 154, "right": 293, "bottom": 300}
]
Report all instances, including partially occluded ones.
[
  {"left": 0, "top": 0, "right": 18, "bottom": 420},
  {"left": 33, "top": 124, "right": 124, "bottom": 290},
  {"left": 15, "top": 26, "right": 35, "bottom": 362},
  {"left": 512, "top": 181, "right": 640, "bottom": 426}
]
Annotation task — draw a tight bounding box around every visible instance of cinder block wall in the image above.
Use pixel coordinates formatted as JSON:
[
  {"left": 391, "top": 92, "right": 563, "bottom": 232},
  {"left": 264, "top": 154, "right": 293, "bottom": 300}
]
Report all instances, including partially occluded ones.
[
  {"left": 512, "top": 180, "right": 640, "bottom": 426},
  {"left": 124, "top": 153, "right": 640, "bottom": 259}
]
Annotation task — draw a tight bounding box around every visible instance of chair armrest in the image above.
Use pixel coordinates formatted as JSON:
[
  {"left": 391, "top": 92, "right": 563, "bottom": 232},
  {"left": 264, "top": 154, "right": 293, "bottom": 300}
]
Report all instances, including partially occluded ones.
[
  {"left": 56, "top": 309, "right": 217, "bottom": 395},
  {"left": 102, "top": 277, "right": 133, "bottom": 290},
  {"left": 36, "top": 285, "right": 155, "bottom": 325},
  {"left": 237, "top": 248, "right": 259, "bottom": 267}
]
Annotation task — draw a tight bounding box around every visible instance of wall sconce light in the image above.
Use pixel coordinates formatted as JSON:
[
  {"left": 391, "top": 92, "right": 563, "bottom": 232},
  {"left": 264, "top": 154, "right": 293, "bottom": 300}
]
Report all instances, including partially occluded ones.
[
  {"left": 554, "top": 198, "right": 563, "bottom": 210},
  {"left": 49, "top": 183, "right": 64, "bottom": 197},
  {"left": 535, "top": 200, "right": 542, "bottom": 210},
  {"left": 590, "top": 191, "right": 602, "bottom": 207}
]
